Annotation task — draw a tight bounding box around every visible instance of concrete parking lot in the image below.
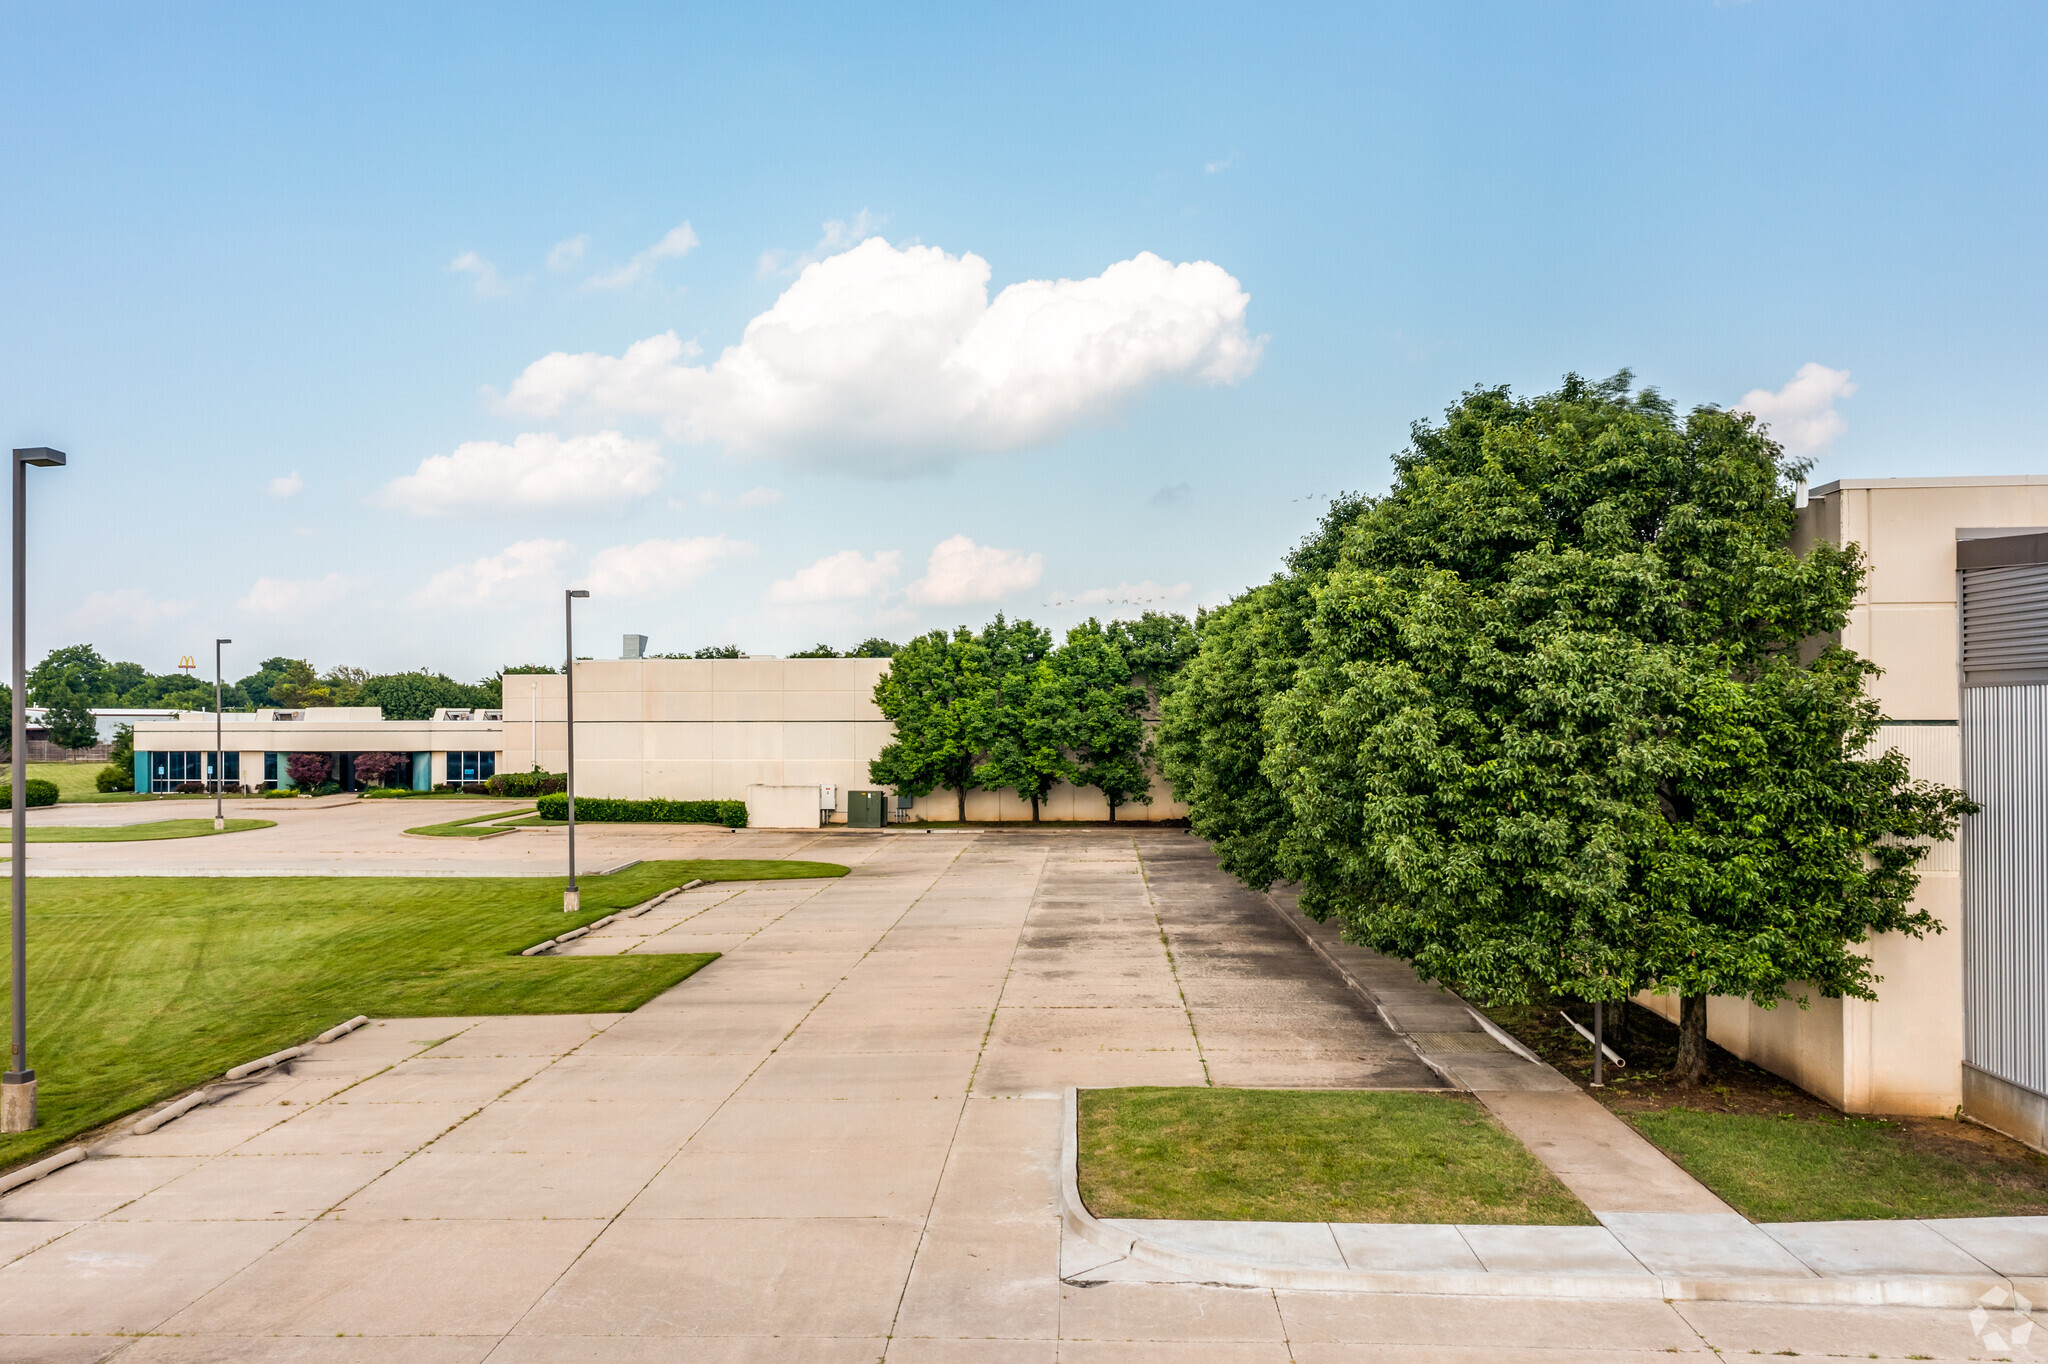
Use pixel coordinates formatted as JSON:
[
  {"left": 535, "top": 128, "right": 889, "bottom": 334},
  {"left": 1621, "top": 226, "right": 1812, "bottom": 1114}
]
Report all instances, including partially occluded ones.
[{"left": 0, "top": 825, "right": 2018, "bottom": 1360}]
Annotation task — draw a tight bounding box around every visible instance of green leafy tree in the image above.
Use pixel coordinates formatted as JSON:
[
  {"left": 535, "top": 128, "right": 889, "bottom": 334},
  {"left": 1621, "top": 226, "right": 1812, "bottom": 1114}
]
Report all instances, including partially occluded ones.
[
  {"left": 358, "top": 671, "right": 473, "bottom": 721},
  {"left": 850, "top": 637, "right": 899, "bottom": 658},
  {"left": 323, "top": 666, "right": 371, "bottom": 706},
  {"left": 1060, "top": 620, "right": 1152, "bottom": 821},
  {"left": 267, "top": 659, "right": 329, "bottom": 709},
  {"left": 693, "top": 645, "right": 744, "bottom": 659},
  {"left": 28, "top": 644, "right": 111, "bottom": 706},
  {"left": 42, "top": 689, "right": 102, "bottom": 750},
  {"left": 975, "top": 655, "right": 1070, "bottom": 821},
  {"left": 501, "top": 663, "right": 557, "bottom": 674},
  {"left": 1106, "top": 612, "right": 1200, "bottom": 700},
  {"left": 788, "top": 644, "right": 842, "bottom": 658},
  {"left": 1157, "top": 495, "right": 1372, "bottom": 886},
  {"left": 1258, "top": 372, "right": 1971, "bottom": 1084},
  {"left": 237, "top": 657, "right": 301, "bottom": 708},
  {"left": 869, "top": 626, "right": 991, "bottom": 822}
]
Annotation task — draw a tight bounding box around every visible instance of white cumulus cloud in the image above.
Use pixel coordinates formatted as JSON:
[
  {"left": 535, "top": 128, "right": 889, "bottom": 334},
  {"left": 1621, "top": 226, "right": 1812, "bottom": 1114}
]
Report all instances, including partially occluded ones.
[
  {"left": 585, "top": 535, "right": 750, "bottom": 597},
  {"left": 238, "top": 572, "right": 353, "bottom": 616},
  {"left": 585, "top": 222, "right": 700, "bottom": 290},
  {"left": 1734, "top": 363, "right": 1857, "bottom": 457},
  {"left": 768, "top": 549, "right": 903, "bottom": 605},
  {"left": 502, "top": 236, "right": 1263, "bottom": 473},
  {"left": 68, "top": 588, "right": 192, "bottom": 632},
  {"left": 380, "top": 431, "right": 666, "bottom": 516},
  {"left": 756, "top": 209, "right": 887, "bottom": 279},
  {"left": 413, "top": 539, "right": 571, "bottom": 609},
  {"left": 449, "top": 250, "right": 509, "bottom": 297},
  {"left": 547, "top": 234, "right": 589, "bottom": 271},
  {"left": 268, "top": 471, "right": 303, "bottom": 498},
  {"left": 906, "top": 535, "right": 1043, "bottom": 606}
]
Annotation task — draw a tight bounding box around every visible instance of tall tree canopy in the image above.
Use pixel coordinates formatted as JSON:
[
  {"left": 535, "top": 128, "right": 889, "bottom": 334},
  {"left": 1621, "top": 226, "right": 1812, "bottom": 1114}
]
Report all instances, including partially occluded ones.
[
  {"left": 869, "top": 625, "right": 992, "bottom": 821},
  {"left": 1167, "top": 373, "right": 1970, "bottom": 1082}
]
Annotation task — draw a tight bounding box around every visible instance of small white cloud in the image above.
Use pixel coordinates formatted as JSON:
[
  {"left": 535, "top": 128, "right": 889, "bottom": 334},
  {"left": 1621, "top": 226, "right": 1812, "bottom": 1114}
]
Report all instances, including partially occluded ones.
[
  {"left": 768, "top": 549, "right": 903, "bottom": 605},
  {"left": 585, "top": 221, "right": 699, "bottom": 290},
  {"left": 1734, "top": 363, "right": 1857, "bottom": 457},
  {"left": 1057, "top": 580, "right": 1191, "bottom": 612},
  {"left": 413, "top": 539, "right": 571, "bottom": 609},
  {"left": 68, "top": 588, "right": 192, "bottom": 632},
  {"left": 547, "top": 234, "right": 589, "bottom": 271},
  {"left": 449, "top": 250, "right": 510, "bottom": 298},
  {"left": 1204, "top": 154, "right": 1236, "bottom": 174},
  {"left": 268, "top": 471, "right": 304, "bottom": 498},
  {"left": 238, "top": 572, "right": 352, "bottom": 616},
  {"left": 380, "top": 431, "right": 666, "bottom": 516},
  {"left": 1147, "top": 481, "right": 1190, "bottom": 508},
  {"left": 756, "top": 209, "right": 888, "bottom": 279},
  {"left": 585, "top": 535, "right": 750, "bottom": 597},
  {"left": 906, "top": 535, "right": 1043, "bottom": 606},
  {"left": 503, "top": 237, "right": 1263, "bottom": 473}
]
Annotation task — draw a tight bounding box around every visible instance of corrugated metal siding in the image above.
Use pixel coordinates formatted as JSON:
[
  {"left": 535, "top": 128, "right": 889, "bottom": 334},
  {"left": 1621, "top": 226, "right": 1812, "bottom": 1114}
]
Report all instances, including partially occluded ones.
[
  {"left": 1961, "top": 562, "right": 2048, "bottom": 684},
  {"left": 1874, "top": 723, "right": 1961, "bottom": 875},
  {"left": 1961, "top": 683, "right": 2048, "bottom": 1099}
]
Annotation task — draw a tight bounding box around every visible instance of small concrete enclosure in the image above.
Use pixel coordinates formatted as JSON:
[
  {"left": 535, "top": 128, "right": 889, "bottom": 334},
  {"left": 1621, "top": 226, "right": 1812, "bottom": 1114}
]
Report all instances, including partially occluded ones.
[{"left": 1636, "top": 475, "right": 2048, "bottom": 1151}]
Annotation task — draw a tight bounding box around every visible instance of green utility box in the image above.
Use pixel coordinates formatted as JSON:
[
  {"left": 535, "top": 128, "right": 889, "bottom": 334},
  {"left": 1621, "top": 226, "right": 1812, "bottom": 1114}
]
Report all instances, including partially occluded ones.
[{"left": 847, "top": 789, "right": 886, "bottom": 828}]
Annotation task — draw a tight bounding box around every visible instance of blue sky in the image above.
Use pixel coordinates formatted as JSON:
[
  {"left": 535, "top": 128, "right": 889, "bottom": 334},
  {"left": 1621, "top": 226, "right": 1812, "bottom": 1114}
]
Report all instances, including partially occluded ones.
[{"left": 2, "top": 2, "right": 2040, "bottom": 680}]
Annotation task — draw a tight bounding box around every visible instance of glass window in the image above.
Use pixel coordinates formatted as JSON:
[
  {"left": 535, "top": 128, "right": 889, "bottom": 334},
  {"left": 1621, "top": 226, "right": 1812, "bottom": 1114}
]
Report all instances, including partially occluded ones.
[
  {"left": 479, "top": 751, "right": 495, "bottom": 780},
  {"left": 264, "top": 753, "right": 277, "bottom": 784}
]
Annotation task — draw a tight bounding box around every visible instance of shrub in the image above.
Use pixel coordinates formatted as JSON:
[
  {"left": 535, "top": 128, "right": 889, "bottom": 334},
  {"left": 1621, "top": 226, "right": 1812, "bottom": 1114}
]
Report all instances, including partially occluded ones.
[
  {"left": 534, "top": 794, "right": 748, "bottom": 828},
  {"left": 311, "top": 781, "right": 340, "bottom": 797},
  {"left": 174, "top": 781, "right": 205, "bottom": 795},
  {"left": 360, "top": 787, "right": 411, "bottom": 799},
  {"left": 264, "top": 787, "right": 297, "bottom": 798},
  {"left": 95, "top": 763, "right": 133, "bottom": 793},
  {"left": 0, "top": 779, "right": 60, "bottom": 808},
  {"left": 485, "top": 770, "right": 567, "bottom": 797},
  {"left": 353, "top": 751, "right": 406, "bottom": 787},
  {"left": 286, "top": 753, "right": 332, "bottom": 789}
]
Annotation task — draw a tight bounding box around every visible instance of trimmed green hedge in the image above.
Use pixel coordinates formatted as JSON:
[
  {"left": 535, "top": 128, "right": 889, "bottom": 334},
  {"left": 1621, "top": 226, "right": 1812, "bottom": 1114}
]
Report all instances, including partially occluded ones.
[
  {"left": 0, "top": 779, "right": 61, "bottom": 808},
  {"left": 535, "top": 794, "right": 748, "bottom": 828}
]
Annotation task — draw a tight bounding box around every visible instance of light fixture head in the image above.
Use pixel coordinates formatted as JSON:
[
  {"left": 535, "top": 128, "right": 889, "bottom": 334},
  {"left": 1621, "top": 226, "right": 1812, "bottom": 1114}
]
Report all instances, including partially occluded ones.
[
  {"left": 217, "top": 637, "right": 232, "bottom": 645},
  {"left": 568, "top": 589, "right": 590, "bottom": 599},
  {"left": 12, "top": 447, "right": 65, "bottom": 467}
]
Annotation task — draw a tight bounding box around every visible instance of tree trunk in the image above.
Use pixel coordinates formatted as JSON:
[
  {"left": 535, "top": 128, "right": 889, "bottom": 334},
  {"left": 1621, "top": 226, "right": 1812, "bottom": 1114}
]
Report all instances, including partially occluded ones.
[
  {"left": 1030, "top": 793, "right": 1040, "bottom": 822},
  {"left": 1672, "top": 994, "right": 1709, "bottom": 1086},
  {"left": 955, "top": 785, "right": 966, "bottom": 823}
]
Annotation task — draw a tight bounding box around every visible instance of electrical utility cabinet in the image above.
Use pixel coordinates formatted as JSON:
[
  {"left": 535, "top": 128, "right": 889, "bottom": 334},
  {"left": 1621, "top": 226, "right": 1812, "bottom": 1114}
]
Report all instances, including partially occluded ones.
[{"left": 846, "top": 790, "right": 886, "bottom": 828}]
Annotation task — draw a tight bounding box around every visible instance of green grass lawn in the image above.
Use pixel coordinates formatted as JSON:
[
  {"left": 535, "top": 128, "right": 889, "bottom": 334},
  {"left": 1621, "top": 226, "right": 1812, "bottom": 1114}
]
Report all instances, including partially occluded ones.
[
  {"left": 1630, "top": 1109, "right": 2048, "bottom": 1222},
  {"left": 19, "top": 818, "right": 275, "bottom": 842},
  {"left": 405, "top": 807, "right": 532, "bottom": 837},
  {"left": 27, "top": 761, "right": 109, "bottom": 802},
  {"left": 1078, "top": 1087, "right": 1595, "bottom": 1224},
  {"left": 0, "top": 856, "right": 847, "bottom": 1170}
]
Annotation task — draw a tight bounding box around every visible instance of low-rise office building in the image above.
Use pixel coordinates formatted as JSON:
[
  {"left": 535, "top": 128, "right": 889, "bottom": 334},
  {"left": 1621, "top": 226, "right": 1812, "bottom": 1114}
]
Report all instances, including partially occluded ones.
[{"left": 130, "top": 707, "right": 504, "bottom": 792}]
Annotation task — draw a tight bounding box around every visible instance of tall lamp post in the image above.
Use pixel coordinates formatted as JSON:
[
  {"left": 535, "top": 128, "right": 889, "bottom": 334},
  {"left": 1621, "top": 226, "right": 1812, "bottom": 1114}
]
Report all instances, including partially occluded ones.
[
  {"left": 7, "top": 447, "right": 64, "bottom": 1134},
  {"left": 563, "top": 588, "right": 588, "bottom": 913},
  {"left": 213, "top": 638, "right": 232, "bottom": 831}
]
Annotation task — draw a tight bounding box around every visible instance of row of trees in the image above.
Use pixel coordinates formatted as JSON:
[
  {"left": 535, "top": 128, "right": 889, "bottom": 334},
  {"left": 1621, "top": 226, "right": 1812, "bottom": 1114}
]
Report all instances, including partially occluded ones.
[
  {"left": 1156, "top": 371, "right": 1972, "bottom": 1083},
  {"left": 869, "top": 613, "right": 1196, "bottom": 822}
]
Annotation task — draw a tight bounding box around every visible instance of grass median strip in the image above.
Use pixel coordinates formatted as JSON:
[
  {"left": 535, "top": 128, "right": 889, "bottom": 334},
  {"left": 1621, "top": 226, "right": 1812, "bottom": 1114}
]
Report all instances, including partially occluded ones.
[
  {"left": 405, "top": 807, "right": 533, "bottom": 836},
  {"left": 18, "top": 818, "right": 275, "bottom": 842},
  {"left": 1078, "top": 1086, "right": 1595, "bottom": 1225},
  {"left": 0, "top": 856, "right": 847, "bottom": 1171}
]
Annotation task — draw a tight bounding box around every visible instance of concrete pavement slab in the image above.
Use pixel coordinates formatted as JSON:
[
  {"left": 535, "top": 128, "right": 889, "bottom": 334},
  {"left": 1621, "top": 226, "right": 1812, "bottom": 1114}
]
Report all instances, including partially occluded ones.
[
  {"left": 334, "top": 1053, "right": 555, "bottom": 1105},
  {"left": 1330, "top": 1222, "right": 1486, "bottom": 1273},
  {"left": 427, "top": 1098, "right": 719, "bottom": 1154},
  {"left": 892, "top": 1224, "right": 1063, "bottom": 1340},
  {"left": 1113, "top": 1218, "right": 1349, "bottom": 1270},
  {"left": 332, "top": 1148, "right": 671, "bottom": 1219},
  {"left": 484, "top": 1340, "right": 884, "bottom": 1364},
  {"left": 419, "top": 1014, "right": 626, "bottom": 1057},
  {"left": 1597, "top": 1212, "right": 1815, "bottom": 1278},
  {"left": 1674, "top": 1300, "right": 2014, "bottom": 1358},
  {"left": 0, "top": 1217, "right": 301, "bottom": 1334},
  {"left": 1055, "top": 1280, "right": 1289, "bottom": 1341},
  {"left": 626, "top": 1145, "right": 949, "bottom": 1218},
  {"left": 1480, "top": 1090, "right": 1731, "bottom": 1215},
  {"left": 1761, "top": 1219, "right": 1999, "bottom": 1276},
  {"left": 507, "top": 1051, "right": 760, "bottom": 1102},
  {"left": 160, "top": 1219, "right": 607, "bottom": 1337},
  {"left": 518, "top": 1216, "right": 922, "bottom": 1338},
  {"left": 1273, "top": 1291, "right": 1702, "bottom": 1350},
  {"left": 113, "top": 1335, "right": 497, "bottom": 1362},
  {"left": 742, "top": 1050, "right": 979, "bottom": 1100},
  {"left": 0, "top": 1219, "right": 82, "bottom": 1265},
  {"left": 884, "top": 1338, "right": 1055, "bottom": 1362},
  {"left": 95, "top": 1099, "right": 295, "bottom": 1156},
  {"left": 1925, "top": 1214, "right": 2048, "bottom": 1275},
  {"left": 1454, "top": 1224, "right": 1647, "bottom": 1277},
  {"left": 110, "top": 1153, "right": 394, "bottom": 1221},
  {"left": 233, "top": 1098, "right": 482, "bottom": 1155},
  {"left": 0, "top": 1154, "right": 204, "bottom": 1220},
  {"left": 688, "top": 1097, "right": 961, "bottom": 1151}
]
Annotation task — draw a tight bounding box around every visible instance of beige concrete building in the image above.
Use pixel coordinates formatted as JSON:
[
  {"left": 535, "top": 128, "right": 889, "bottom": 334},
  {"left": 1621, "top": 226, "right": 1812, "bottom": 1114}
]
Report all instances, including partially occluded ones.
[
  {"left": 1638, "top": 476, "right": 2048, "bottom": 1151},
  {"left": 501, "top": 657, "right": 1188, "bottom": 823},
  {"left": 131, "top": 706, "right": 504, "bottom": 792}
]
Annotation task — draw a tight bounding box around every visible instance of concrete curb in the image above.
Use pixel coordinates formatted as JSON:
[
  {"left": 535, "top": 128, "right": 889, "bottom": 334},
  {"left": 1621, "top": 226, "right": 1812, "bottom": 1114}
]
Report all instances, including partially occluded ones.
[
  {"left": 225, "top": 1044, "right": 310, "bottom": 1080},
  {"left": 1057, "top": 1087, "right": 2035, "bottom": 1307},
  {"left": 0, "top": 1147, "right": 84, "bottom": 1197}
]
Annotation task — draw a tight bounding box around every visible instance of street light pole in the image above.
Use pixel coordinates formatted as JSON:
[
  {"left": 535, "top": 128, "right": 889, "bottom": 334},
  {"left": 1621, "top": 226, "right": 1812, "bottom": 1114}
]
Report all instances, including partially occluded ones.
[
  {"left": 563, "top": 588, "right": 588, "bottom": 913},
  {"left": 214, "top": 638, "right": 231, "bottom": 831},
  {"left": 7, "top": 447, "right": 65, "bottom": 1134}
]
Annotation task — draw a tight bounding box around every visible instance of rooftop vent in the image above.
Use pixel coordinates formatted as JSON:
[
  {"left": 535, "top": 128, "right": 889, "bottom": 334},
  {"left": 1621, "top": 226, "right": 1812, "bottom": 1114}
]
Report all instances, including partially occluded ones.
[{"left": 622, "top": 634, "right": 648, "bottom": 660}]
